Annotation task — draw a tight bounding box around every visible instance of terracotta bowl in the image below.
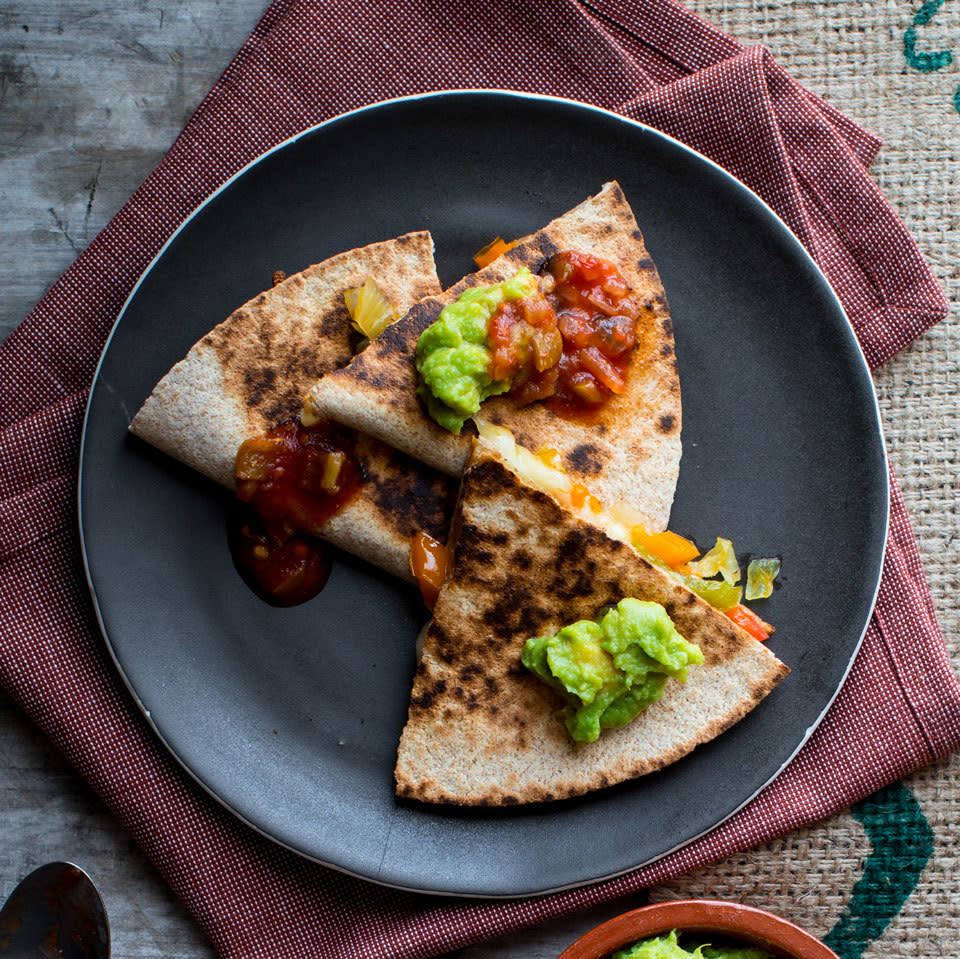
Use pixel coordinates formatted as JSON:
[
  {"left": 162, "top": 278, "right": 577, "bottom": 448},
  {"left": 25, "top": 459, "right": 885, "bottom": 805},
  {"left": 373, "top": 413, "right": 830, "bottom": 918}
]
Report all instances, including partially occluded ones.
[{"left": 558, "top": 900, "right": 840, "bottom": 959}]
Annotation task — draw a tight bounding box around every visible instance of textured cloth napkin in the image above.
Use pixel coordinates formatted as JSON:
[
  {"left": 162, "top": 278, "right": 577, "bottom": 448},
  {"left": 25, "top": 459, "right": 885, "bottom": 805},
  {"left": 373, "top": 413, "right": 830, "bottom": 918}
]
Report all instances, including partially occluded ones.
[{"left": 2, "top": 1, "right": 959, "bottom": 956}]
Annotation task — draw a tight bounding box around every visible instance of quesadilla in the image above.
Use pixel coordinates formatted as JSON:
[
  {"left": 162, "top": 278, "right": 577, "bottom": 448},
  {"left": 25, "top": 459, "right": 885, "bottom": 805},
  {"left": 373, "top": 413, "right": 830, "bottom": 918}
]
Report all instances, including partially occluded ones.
[
  {"left": 129, "top": 232, "right": 457, "bottom": 582},
  {"left": 303, "top": 182, "right": 682, "bottom": 533},
  {"left": 394, "top": 436, "right": 788, "bottom": 806}
]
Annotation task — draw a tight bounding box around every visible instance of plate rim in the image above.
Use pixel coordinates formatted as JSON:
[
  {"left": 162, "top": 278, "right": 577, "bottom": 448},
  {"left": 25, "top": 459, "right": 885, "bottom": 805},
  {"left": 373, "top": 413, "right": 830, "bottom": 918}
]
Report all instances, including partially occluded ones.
[{"left": 78, "top": 89, "right": 890, "bottom": 898}]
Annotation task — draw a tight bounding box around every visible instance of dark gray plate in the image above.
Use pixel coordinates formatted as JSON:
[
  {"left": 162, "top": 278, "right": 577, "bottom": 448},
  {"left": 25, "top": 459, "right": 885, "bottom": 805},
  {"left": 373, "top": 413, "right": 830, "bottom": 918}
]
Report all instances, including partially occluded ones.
[{"left": 79, "top": 91, "right": 888, "bottom": 898}]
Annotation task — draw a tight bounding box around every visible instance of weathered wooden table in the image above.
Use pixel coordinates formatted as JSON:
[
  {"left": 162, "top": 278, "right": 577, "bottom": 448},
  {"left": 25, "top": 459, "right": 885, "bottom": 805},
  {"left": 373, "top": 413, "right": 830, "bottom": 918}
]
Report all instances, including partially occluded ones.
[{"left": 3, "top": 3, "right": 957, "bottom": 958}]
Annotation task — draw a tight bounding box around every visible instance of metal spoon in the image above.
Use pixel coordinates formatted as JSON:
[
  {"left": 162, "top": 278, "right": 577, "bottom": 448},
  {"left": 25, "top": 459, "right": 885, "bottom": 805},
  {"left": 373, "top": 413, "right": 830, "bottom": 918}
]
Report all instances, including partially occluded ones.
[{"left": 0, "top": 862, "right": 109, "bottom": 958}]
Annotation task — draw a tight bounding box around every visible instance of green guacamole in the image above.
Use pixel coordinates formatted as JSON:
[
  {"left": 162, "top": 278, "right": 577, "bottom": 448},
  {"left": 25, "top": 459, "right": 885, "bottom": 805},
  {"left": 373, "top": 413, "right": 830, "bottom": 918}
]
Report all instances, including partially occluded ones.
[
  {"left": 613, "top": 929, "right": 773, "bottom": 959},
  {"left": 520, "top": 598, "right": 704, "bottom": 743},
  {"left": 415, "top": 268, "right": 540, "bottom": 433}
]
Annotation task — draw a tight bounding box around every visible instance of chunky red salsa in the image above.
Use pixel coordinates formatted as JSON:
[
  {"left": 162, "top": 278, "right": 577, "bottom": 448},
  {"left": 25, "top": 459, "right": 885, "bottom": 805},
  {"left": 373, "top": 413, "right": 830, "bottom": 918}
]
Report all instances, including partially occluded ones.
[
  {"left": 229, "top": 419, "right": 362, "bottom": 606},
  {"left": 228, "top": 512, "right": 332, "bottom": 608},
  {"left": 488, "top": 250, "right": 640, "bottom": 414}
]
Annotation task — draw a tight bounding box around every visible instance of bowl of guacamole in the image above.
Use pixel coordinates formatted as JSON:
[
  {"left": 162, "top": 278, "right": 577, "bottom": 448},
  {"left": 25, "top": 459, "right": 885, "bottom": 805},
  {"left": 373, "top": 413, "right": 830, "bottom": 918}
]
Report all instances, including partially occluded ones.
[{"left": 557, "top": 900, "right": 841, "bottom": 959}]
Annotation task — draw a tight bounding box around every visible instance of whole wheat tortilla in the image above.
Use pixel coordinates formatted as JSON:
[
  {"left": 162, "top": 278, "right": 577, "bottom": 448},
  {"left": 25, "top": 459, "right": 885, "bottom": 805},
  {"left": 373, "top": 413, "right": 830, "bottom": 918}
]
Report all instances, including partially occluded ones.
[
  {"left": 129, "top": 232, "right": 457, "bottom": 582},
  {"left": 394, "top": 439, "right": 789, "bottom": 806},
  {"left": 303, "top": 182, "right": 682, "bottom": 533}
]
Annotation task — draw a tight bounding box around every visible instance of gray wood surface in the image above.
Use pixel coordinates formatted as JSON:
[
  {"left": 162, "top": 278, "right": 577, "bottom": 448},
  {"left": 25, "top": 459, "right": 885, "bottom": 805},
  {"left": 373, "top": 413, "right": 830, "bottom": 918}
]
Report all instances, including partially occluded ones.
[{"left": 2, "top": 2, "right": 957, "bottom": 958}]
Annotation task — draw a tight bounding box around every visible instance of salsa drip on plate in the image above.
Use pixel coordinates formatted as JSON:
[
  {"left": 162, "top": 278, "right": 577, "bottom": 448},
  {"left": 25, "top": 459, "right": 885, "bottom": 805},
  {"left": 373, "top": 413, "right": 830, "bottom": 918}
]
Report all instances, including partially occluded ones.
[{"left": 229, "top": 419, "right": 362, "bottom": 606}]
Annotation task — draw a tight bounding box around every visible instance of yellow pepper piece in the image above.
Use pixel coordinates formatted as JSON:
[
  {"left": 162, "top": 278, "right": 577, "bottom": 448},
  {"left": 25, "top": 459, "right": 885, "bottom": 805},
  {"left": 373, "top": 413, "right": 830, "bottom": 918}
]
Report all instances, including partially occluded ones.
[
  {"left": 569, "top": 483, "right": 590, "bottom": 510},
  {"left": 344, "top": 277, "right": 396, "bottom": 339},
  {"left": 535, "top": 446, "right": 563, "bottom": 470}
]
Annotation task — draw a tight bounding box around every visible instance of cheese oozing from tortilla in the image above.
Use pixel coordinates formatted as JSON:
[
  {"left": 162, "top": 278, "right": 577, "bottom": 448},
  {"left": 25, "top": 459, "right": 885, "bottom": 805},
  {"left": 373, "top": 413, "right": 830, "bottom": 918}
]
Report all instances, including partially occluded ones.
[{"left": 473, "top": 417, "right": 635, "bottom": 545}]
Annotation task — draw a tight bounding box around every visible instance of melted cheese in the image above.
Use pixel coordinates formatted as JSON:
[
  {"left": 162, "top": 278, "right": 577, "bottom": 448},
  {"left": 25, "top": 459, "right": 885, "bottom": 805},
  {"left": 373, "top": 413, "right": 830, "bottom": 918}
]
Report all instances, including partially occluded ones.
[{"left": 472, "top": 417, "right": 633, "bottom": 545}]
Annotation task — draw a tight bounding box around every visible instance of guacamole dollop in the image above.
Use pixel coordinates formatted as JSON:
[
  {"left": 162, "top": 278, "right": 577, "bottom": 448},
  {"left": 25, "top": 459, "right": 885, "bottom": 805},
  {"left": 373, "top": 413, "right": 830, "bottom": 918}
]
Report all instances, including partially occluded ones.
[
  {"left": 415, "top": 268, "right": 540, "bottom": 433},
  {"left": 614, "top": 929, "right": 773, "bottom": 959},
  {"left": 521, "top": 598, "right": 704, "bottom": 743}
]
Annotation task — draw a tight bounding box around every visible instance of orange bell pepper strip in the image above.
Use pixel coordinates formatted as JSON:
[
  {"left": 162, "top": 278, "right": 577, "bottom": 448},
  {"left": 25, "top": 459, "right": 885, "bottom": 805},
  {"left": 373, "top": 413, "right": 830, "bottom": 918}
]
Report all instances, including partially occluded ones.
[
  {"left": 473, "top": 236, "right": 519, "bottom": 269},
  {"left": 631, "top": 527, "right": 701, "bottom": 569},
  {"left": 724, "top": 603, "right": 775, "bottom": 641}
]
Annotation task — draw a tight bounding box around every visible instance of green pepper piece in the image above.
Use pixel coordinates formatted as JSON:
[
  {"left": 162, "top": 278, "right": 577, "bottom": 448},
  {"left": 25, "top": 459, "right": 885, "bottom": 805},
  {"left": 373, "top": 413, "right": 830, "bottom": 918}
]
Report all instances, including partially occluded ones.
[
  {"left": 678, "top": 574, "right": 743, "bottom": 610},
  {"left": 745, "top": 557, "right": 781, "bottom": 600}
]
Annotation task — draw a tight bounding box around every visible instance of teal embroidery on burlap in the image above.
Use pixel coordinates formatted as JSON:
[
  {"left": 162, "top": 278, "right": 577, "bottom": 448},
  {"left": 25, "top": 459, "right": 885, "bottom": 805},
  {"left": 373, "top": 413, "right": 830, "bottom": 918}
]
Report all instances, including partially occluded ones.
[
  {"left": 822, "top": 782, "right": 934, "bottom": 959},
  {"left": 903, "top": 0, "right": 953, "bottom": 72}
]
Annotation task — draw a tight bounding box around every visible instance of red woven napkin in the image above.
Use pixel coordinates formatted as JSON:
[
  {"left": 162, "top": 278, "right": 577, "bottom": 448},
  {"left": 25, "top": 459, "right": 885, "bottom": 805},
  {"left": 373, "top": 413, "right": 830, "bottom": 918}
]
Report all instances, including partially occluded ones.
[{"left": 1, "top": 1, "right": 958, "bottom": 956}]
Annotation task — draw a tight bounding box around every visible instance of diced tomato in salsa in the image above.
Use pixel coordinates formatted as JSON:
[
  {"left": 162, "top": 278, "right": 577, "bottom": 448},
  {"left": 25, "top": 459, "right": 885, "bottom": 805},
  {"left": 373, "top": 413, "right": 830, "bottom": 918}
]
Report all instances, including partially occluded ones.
[
  {"left": 488, "top": 293, "right": 563, "bottom": 388},
  {"left": 484, "top": 249, "right": 641, "bottom": 417},
  {"left": 545, "top": 251, "right": 639, "bottom": 416}
]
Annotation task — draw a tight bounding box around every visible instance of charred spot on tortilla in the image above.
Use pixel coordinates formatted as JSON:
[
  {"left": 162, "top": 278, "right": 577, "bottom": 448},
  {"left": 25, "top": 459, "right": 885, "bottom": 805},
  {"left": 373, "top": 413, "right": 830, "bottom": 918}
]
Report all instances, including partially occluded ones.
[
  {"left": 502, "top": 245, "right": 531, "bottom": 267},
  {"left": 458, "top": 541, "right": 496, "bottom": 570},
  {"left": 410, "top": 682, "right": 442, "bottom": 711},
  {"left": 430, "top": 622, "right": 453, "bottom": 649},
  {"left": 263, "top": 398, "right": 295, "bottom": 425},
  {"left": 535, "top": 236, "right": 561, "bottom": 259},
  {"left": 565, "top": 442, "right": 603, "bottom": 474},
  {"left": 512, "top": 548, "right": 534, "bottom": 569},
  {"left": 319, "top": 309, "right": 350, "bottom": 340},
  {"left": 437, "top": 649, "right": 456, "bottom": 666},
  {"left": 368, "top": 475, "right": 451, "bottom": 538},
  {"left": 549, "top": 564, "right": 596, "bottom": 601},
  {"left": 657, "top": 413, "right": 677, "bottom": 434},
  {"left": 558, "top": 527, "right": 596, "bottom": 562},
  {"left": 354, "top": 324, "right": 407, "bottom": 364},
  {"left": 242, "top": 367, "right": 277, "bottom": 408},
  {"left": 379, "top": 300, "right": 439, "bottom": 354},
  {"left": 346, "top": 347, "right": 412, "bottom": 394},
  {"left": 363, "top": 446, "right": 455, "bottom": 540},
  {"left": 482, "top": 588, "right": 543, "bottom": 641}
]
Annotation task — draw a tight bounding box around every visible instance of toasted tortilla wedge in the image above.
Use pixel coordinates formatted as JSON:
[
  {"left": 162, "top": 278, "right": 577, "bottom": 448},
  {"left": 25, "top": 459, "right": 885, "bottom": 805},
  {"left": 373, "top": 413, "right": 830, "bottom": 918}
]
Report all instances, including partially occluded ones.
[
  {"left": 129, "top": 232, "right": 457, "bottom": 582},
  {"left": 304, "top": 182, "right": 682, "bottom": 532},
  {"left": 394, "top": 439, "right": 789, "bottom": 805}
]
